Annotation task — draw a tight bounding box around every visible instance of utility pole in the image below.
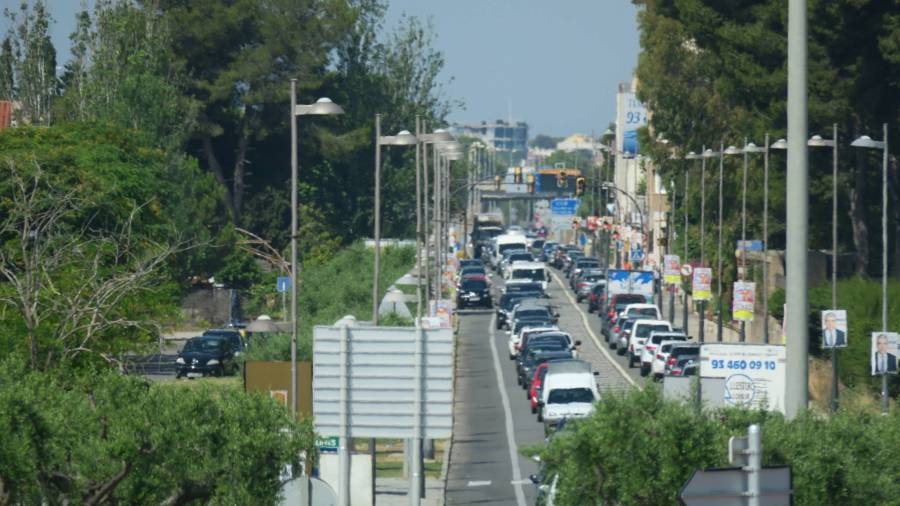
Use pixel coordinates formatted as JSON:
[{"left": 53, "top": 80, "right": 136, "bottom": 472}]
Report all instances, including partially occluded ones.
[{"left": 785, "top": 0, "right": 809, "bottom": 419}]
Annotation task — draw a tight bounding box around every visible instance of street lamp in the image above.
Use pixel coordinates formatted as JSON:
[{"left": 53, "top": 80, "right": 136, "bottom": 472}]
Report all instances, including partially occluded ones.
[
  {"left": 704, "top": 145, "right": 724, "bottom": 341},
  {"left": 372, "top": 114, "right": 417, "bottom": 325},
  {"left": 807, "top": 125, "right": 839, "bottom": 411},
  {"left": 700, "top": 147, "right": 717, "bottom": 267},
  {"left": 417, "top": 127, "right": 453, "bottom": 312},
  {"left": 290, "top": 82, "right": 343, "bottom": 416},
  {"left": 851, "top": 123, "right": 889, "bottom": 414},
  {"left": 434, "top": 141, "right": 462, "bottom": 300}
]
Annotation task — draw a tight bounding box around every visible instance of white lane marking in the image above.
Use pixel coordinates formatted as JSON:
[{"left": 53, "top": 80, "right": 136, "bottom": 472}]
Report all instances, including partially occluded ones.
[
  {"left": 549, "top": 271, "right": 639, "bottom": 388},
  {"left": 488, "top": 314, "right": 528, "bottom": 506},
  {"left": 510, "top": 479, "right": 532, "bottom": 485},
  {"left": 467, "top": 481, "right": 492, "bottom": 487}
]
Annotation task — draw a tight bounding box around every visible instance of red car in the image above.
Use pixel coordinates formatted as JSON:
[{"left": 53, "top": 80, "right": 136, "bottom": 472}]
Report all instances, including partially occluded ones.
[{"left": 529, "top": 362, "right": 551, "bottom": 414}]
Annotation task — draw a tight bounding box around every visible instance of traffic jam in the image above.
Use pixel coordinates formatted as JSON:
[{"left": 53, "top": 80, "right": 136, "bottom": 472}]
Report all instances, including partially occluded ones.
[{"left": 460, "top": 215, "right": 699, "bottom": 436}]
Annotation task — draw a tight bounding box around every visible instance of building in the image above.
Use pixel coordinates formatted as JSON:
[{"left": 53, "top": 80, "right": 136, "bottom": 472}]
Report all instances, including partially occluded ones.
[
  {"left": 556, "top": 133, "right": 600, "bottom": 153},
  {"left": 450, "top": 120, "right": 528, "bottom": 153}
]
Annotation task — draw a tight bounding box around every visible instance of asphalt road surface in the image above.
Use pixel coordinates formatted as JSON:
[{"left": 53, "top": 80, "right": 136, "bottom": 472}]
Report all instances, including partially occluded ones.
[{"left": 445, "top": 268, "right": 643, "bottom": 505}]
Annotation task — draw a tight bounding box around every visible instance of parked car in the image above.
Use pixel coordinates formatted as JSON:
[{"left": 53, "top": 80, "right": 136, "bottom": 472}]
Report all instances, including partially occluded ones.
[
  {"left": 627, "top": 319, "right": 674, "bottom": 367},
  {"left": 456, "top": 277, "right": 492, "bottom": 309},
  {"left": 202, "top": 328, "right": 245, "bottom": 357},
  {"left": 601, "top": 293, "right": 648, "bottom": 336},
  {"left": 639, "top": 331, "right": 688, "bottom": 376},
  {"left": 653, "top": 341, "right": 699, "bottom": 380},
  {"left": 175, "top": 336, "right": 238, "bottom": 378}
]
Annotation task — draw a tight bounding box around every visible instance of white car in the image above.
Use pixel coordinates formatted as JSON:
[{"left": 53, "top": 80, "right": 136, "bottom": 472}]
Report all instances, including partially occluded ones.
[
  {"left": 640, "top": 332, "right": 687, "bottom": 377},
  {"left": 619, "top": 303, "right": 662, "bottom": 321},
  {"left": 652, "top": 340, "right": 696, "bottom": 380},
  {"left": 509, "top": 325, "right": 558, "bottom": 359},
  {"left": 507, "top": 261, "right": 551, "bottom": 292},
  {"left": 540, "top": 362, "right": 599, "bottom": 430},
  {"left": 627, "top": 319, "right": 674, "bottom": 368}
]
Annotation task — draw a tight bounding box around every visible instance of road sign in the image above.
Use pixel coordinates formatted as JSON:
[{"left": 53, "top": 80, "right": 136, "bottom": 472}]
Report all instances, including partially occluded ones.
[
  {"left": 736, "top": 240, "right": 764, "bottom": 252},
  {"left": 550, "top": 198, "right": 578, "bottom": 215},
  {"left": 680, "top": 466, "right": 791, "bottom": 506},
  {"left": 630, "top": 245, "right": 644, "bottom": 262},
  {"left": 313, "top": 325, "right": 454, "bottom": 439},
  {"left": 277, "top": 276, "right": 291, "bottom": 293},
  {"left": 681, "top": 264, "right": 693, "bottom": 277}
]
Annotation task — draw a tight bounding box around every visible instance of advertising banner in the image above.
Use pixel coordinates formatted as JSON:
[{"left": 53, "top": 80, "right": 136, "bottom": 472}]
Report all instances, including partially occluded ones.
[
  {"left": 606, "top": 269, "right": 654, "bottom": 302},
  {"left": 429, "top": 299, "right": 452, "bottom": 328},
  {"left": 616, "top": 91, "right": 647, "bottom": 156},
  {"left": 692, "top": 268, "right": 713, "bottom": 301},
  {"left": 732, "top": 281, "right": 756, "bottom": 321},
  {"left": 700, "top": 343, "right": 787, "bottom": 413},
  {"left": 871, "top": 332, "right": 899, "bottom": 375},
  {"left": 820, "top": 310, "right": 848, "bottom": 349},
  {"left": 663, "top": 255, "right": 681, "bottom": 285}
]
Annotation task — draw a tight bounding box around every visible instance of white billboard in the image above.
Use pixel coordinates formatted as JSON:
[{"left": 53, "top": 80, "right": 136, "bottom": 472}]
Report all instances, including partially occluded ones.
[{"left": 699, "top": 343, "right": 787, "bottom": 413}]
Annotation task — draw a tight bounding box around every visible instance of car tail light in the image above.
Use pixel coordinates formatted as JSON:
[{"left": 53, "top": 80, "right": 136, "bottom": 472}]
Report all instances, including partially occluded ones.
[
  {"left": 667, "top": 356, "right": 677, "bottom": 366},
  {"left": 613, "top": 326, "right": 620, "bottom": 332},
  {"left": 656, "top": 353, "right": 665, "bottom": 360},
  {"left": 607, "top": 310, "right": 615, "bottom": 318},
  {"left": 646, "top": 345, "right": 657, "bottom": 352},
  {"left": 671, "top": 369, "right": 682, "bottom": 376}
]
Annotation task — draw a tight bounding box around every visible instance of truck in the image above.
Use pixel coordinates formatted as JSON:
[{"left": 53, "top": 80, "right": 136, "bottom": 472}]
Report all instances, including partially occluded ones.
[
  {"left": 604, "top": 269, "right": 655, "bottom": 306},
  {"left": 471, "top": 212, "right": 505, "bottom": 259}
]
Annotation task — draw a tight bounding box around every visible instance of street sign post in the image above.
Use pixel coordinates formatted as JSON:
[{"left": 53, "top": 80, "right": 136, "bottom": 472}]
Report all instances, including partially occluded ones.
[{"left": 277, "top": 276, "right": 291, "bottom": 293}]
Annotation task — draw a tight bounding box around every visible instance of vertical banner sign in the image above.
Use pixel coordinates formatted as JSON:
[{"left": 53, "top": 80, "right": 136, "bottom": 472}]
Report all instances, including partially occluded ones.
[
  {"left": 692, "top": 268, "right": 713, "bottom": 301},
  {"left": 732, "top": 281, "right": 756, "bottom": 321},
  {"left": 820, "top": 310, "right": 848, "bottom": 349},
  {"left": 870, "top": 332, "right": 899, "bottom": 375},
  {"left": 616, "top": 92, "right": 647, "bottom": 156},
  {"left": 663, "top": 255, "right": 681, "bottom": 285}
]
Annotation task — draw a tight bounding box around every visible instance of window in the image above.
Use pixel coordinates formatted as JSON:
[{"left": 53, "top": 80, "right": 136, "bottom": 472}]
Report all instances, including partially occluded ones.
[{"left": 548, "top": 388, "right": 594, "bottom": 404}]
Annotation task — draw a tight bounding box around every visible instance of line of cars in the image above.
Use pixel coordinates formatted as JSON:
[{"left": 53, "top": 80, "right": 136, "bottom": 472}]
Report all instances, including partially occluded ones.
[{"left": 494, "top": 272, "right": 601, "bottom": 435}]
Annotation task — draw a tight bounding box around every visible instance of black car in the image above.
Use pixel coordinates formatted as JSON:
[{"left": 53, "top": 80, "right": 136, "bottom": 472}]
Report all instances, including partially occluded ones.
[
  {"left": 517, "top": 347, "right": 571, "bottom": 387},
  {"left": 176, "top": 336, "right": 238, "bottom": 378},
  {"left": 496, "top": 291, "right": 543, "bottom": 329},
  {"left": 457, "top": 277, "right": 492, "bottom": 309},
  {"left": 202, "top": 328, "right": 245, "bottom": 356}
]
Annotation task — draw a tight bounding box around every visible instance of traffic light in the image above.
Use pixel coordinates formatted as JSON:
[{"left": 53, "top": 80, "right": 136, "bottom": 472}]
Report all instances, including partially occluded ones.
[
  {"left": 576, "top": 177, "right": 586, "bottom": 196},
  {"left": 557, "top": 170, "right": 567, "bottom": 188},
  {"left": 526, "top": 174, "right": 535, "bottom": 194},
  {"left": 494, "top": 175, "right": 502, "bottom": 191},
  {"left": 514, "top": 166, "right": 522, "bottom": 184}
]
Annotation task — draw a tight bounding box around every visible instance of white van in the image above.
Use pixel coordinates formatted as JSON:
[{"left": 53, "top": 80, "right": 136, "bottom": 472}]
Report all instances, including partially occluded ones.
[
  {"left": 507, "top": 261, "right": 551, "bottom": 291},
  {"left": 540, "top": 361, "right": 599, "bottom": 431},
  {"left": 493, "top": 233, "right": 528, "bottom": 269}
]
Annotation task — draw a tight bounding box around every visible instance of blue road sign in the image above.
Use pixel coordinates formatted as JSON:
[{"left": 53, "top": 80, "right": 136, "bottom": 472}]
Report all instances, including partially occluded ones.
[
  {"left": 277, "top": 276, "right": 291, "bottom": 293},
  {"left": 631, "top": 245, "right": 644, "bottom": 262},
  {"left": 551, "top": 198, "right": 579, "bottom": 215},
  {"left": 736, "top": 240, "right": 764, "bottom": 252},
  {"left": 579, "top": 233, "right": 588, "bottom": 246}
]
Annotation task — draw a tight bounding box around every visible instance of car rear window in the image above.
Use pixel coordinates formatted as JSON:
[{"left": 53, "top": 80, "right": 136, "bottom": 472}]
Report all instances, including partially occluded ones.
[
  {"left": 461, "top": 279, "right": 487, "bottom": 291},
  {"left": 517, "top": 308, "right": 551, "bottom": 319},
  {"left": 613, "top": 294, "right": 646, "bottom": 305},
  {"left": 627, "top": 307, "right": 659, "bottom": 318},
  {"left": 548, "top": 388, "right": 594, "bottom": 404},
  {"left": 671, "top": 347, "right": 700, "bottom": 358},
  {"left": 636, "top": 324, "right": 671, "bottom": 338}
]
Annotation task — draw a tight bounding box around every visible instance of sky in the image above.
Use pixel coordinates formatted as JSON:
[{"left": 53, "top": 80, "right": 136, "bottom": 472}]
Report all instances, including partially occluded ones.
[{"left": 6, "top": 0, "right": 641, "bottom": 138}]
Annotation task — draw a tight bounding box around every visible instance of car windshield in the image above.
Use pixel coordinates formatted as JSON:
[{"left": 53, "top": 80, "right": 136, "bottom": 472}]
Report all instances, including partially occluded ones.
[
  {"left": 512, "top": 268, "right": 545, "bottom": 281},
  {"left": 627, "top": 307, "right": 659, "bottom": 318},
  {"left": 506, "top": 283, "right": 543, "bottom": 294},
  {"left": 516, "top": 309, "right": 551, "bottom": 319},
  {"left": 672, "top": 347, "right": 700, "bottom": 358},
  {"left": 548, "top": 388, "right": 594, "bottom": 404},
  {"left": 636, "top": 324, "right": 671, "bottom": 338},
  {"left": 183, "top": 338, "right": 224, "bottom": 353},
  {"left": 461, "top": 280, "right": 488, "bottom": 291},
  {"left": 499, "top": 243, "right": 527, "bottom": 254}
]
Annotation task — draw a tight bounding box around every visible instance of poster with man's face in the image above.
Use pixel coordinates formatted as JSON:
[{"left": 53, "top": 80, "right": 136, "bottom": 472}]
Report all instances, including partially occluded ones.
[
  {"left": 871, "top": 332, "right": 899, "bottom": 376},
  {"left": 820, "top": 310, "right": 848, "bottom": 349}
]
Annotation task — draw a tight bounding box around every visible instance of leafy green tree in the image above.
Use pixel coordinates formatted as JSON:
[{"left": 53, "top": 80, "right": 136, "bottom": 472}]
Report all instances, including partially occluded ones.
[
  {"left": 0, "top": 37, "right": 13, "bottom": 99},
  {"left": 0, "top": 358, "right": 314, "bottom": 504}
]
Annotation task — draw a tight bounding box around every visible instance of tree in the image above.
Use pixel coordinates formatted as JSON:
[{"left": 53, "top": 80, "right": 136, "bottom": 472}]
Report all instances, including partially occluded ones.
[
  {"left": 155, "top": 0, "right": 354, "bottom": 226},
  {"left": 0, "top": 37, "right": 13, "bottom": 100},
  {"left": 530, "top": 134, "right": 560, "bottom": 149},
  {"left": 3, "top": 0, "right": 57, "bottom": 125}
]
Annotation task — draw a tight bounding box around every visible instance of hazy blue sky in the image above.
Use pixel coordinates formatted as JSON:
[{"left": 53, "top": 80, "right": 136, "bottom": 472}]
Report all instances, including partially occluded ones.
[{"left": 6, "top": 0, "right": 641, "bottom": 137}]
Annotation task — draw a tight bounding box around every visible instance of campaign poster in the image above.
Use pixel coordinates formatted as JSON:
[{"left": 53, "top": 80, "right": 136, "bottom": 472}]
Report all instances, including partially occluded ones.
[
  {"left": 732, "top": 281, "right": 756, "bottom": 321},
  {"left": 663, "top": 255, "right": 681, "bottom": 285},
  {"left": 820, "top": 310, "right": 848, "bottom": 349},
  {"left": 871, "top": 332, "right": 899, "bottom": 375},
  {"left": 692, "top": 268, "right": 712, "bottom": 301}
]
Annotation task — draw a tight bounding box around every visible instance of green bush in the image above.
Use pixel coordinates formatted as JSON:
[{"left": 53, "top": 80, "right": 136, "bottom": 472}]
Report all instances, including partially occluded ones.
[
  {"left": 244, "top": 243, "right": 416, "bottom": 361},
  {"left": 537, "top": 387, "right": 900, "bottom": 505},
  {"left": 0, "top": 358, "right": 315, "bottom": 504}
]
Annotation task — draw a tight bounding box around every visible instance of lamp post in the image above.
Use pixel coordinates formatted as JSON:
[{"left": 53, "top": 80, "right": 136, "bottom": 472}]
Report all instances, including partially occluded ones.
[
  {"left": 807, "top": 127, "right": 839, "bottom": 412},
  {"left": 769, "top": 138, "right": 787, "bottom": 344},
  {"left": 722, "top": 144, "right": 743, "bottom": 340},
  {"left": 851, "top": 124, "right": 889, "bottom": 414},
  {"left": 289, "top": 81, "right": 343, "bottom": 417},
  {"left": 418, "top": 128, "right": 453, "bottom": 312},
  {"left": 683, "top": 151, "right": 701, "bottom": 335},
  {"left": 741, "top": 142, "right": 766, "bottom": 343},
  {"left": 372, "top": 115, "right": 417, "bottom": 324},
  {"left": 434, "top": 141, "right": 462, "bottom": 300}
]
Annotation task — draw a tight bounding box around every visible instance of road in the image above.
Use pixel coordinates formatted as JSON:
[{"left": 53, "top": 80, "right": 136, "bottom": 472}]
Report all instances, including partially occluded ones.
[{"left": 445, "top": 267, "right": 643, "bottom": 505}]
